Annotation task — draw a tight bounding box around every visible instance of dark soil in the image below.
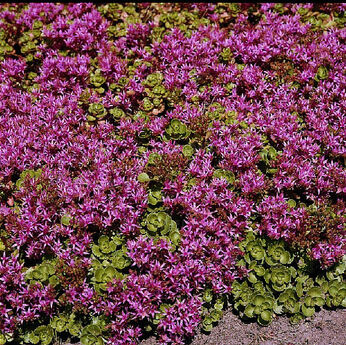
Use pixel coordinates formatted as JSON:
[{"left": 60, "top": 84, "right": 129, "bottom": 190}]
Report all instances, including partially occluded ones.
[{"left": 140, "top": 307, "right": 346, "bottom": 345}]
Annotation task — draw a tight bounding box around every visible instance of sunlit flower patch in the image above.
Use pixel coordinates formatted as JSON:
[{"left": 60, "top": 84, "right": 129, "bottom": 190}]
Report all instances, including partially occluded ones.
[{"left": 0, "top": 3, "right": 345, "bottom": 345}]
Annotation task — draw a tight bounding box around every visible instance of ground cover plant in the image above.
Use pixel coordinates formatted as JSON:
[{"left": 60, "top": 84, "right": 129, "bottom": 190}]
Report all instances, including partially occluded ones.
[{"left": 0, "top": 2, "right": 345, "bottom": 345}]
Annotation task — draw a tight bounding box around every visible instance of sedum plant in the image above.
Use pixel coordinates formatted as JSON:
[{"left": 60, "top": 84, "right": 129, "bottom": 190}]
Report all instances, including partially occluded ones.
[
  {"left": 277, "top": 288, "right": 300, "bottom": 315},
  {"left": 109, "top": 107, "right": 125, "bottom": 121},
  {"left": 88, "top": 103, "right": 107, "bottom": 121},
  {"left": 142, "top": 211, "right": 177, "bottom": 236},
  {"left": 24, "top": 326, "right": 53, "bottom": 345},
  {"left": 25, "top": 260, "right": 58, "bottom": 287},
  {"left": 110, "top": 250, "right": 131, "bottom": 270},
  {"left": 164, "top": 119, "right": 191, "bottom": 141},
  {"left": 91, "top": 235, "right": 122, "bottom": 260},
  {"left": 243, "top": 292, "right": 275, "bottom": 326},
  {"left": 232, "top": 231, "right": 346, "bottom": 326},
  {"left": 0, "top": 3, "right": 345, "bottom": 345},
  {"left": 50, "top": 314, "right": 69, "bottom": 333},
  {"left": 80, "top": 325, "right": 104, "bottom": 345},
  {"left": 314, "top": 66, "right": 329, "bottom": 81},
  {"left": 140, "top": 211, "right": 181, "bottom": 250},
  {"left": 265, "top": 242, "right": 293, "bottom": 266},
  {"left": 301, "top": 287, "right": 325, "bottom": 317},
  {"left": 264, "top": 265, "right": 296, "bottom": 292},
  {"left": 143, "top": 72, "right": 163, "bottom": 88},
  {"left": 90, "top": 69, "right": 106, "bottom": 93},
  {"left": 212, "top": 169, "right": 235, "bottom": 186},
  {"left": 15, "top": 169, "right": 42, "bottom": 190},
  {"left": 148, "top": 189, "right": 162, "bottom": 206},
  {"left": 326, "top": 280, "right": 346, "bottom": 308},
  {"left": 90, "top": 234, "right": 130, "bottom": 292},
  {"left": 201, "top": 290, "right": 226, "bottom": 332}
]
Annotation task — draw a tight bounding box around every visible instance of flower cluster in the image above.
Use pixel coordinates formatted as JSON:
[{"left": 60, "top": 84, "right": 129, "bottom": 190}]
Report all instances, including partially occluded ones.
[{"left": 0, "top": 3, "right": 345, "bottom": 345}]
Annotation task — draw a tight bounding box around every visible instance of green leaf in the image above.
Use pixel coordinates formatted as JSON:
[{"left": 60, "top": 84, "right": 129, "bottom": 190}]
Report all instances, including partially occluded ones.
[
  {"left": 267, "top": 146, "right": 277, "bottom": 160},
  {"left": 147, "top": 152, "right": 161, "bottom": 165},
  {"left": 87, "top": 115, "right": 97, "bottom": 122},
  {"left": 244, "top": 305, "right": 255, "bottom": 318},
  {"left": 296, "top": 278, "right": 309, "bottom": 296},
  {"left": 213, "top": 169, "right": 235, "bottom": 184},
  {"left": 165, "top": 119, "right": 191, "bottom": 141},
  {"left": 148, "top": 190, "right": 162, "bottom": 205},
  {"left": 28, "top": 333, "right": 40, "bottom": 344},
  {"left": 260, "top": 310, "right": 272, "bottom": 322},
  {"left": 269, "top": 265, "right": 292, "bottom": 290},
  {"left": 48, "top": 275, "right": 59, "bottom": 287},
  {"left": 90, "top": 71, "right": 106, "bottom": 87},
  {"left": 203, "top": 289, "right": 213, "bottom": 303},
  {"left": 138, "top": 173, "right": 150, "bottom": 182},
  {"left": 103, "top": 266, "right": 117, "bottom": 281},
  {"left": 273, "top": 301, "right": 284, "bottom": 314},
  {"left": 182, "top": 144, "right": 194, "bottom": 158},
  {"left": 266, "top": 242, "right": 292, "bottom": 266},
  {"left": 314, "top": 297, "right": 325, "bottom": 307},
  {"left": 82, "top": 325, "right": 102, "bottom": 337},
  {"left": 202, "top": 322, "right": 213, "bottom": 332},
  {"left": 92, "top": 245, "right": 103, "bottom": 258},
  {"left": 67, "top": 318, "right": 82, "bottom": 337},
  {"left": 328, "top": 280, "right": 341, "bottom": 297},
  {"left": 143, "top": 72, "right": 163, "bottom": 87},
  {"left": 109, "top": 107, "right": 125, "bottom": 120},
  {"left": 214, "top": 298, "right": 224, "bottom": 311},
  {"left": 94, "top": 268, "right": 105, "bottom": 282},
  {"left": 289, "top": 313, "right": 304, "bottom": 325},
  {"left": 81, "top": 335, "right": 104, "bottom": 345},
  {"left": 50, "top": 315, "right": 68, "bottom": 333},
  {"left": 88, "top": 103, "right": 106, "bottom": 117},
  {"left": 253, "top": 281, "right": 266, "bottom": 293},
  {"left": 248, "top": 272, "right": 257, "bottom": 284},
  {"left": 247, "top": 240, "right": 265, "bottom": 261},
  {"left": 202, "top": 315, "right": 213, "bottom": 332},
  {"left": 315, "top": 66, "right": 329, "bottom": 81},
  {"left": 61, "top": 214, "right": 71, "bottom": 226},
  {"left": 31, "top": 326, "right": 53, "bottom": 345},
  {"left": 112, "top": 252, "right": 130, "bottom": 270},
  {"left": 253, "top": 294, "right": 265, "bottom": 306},
  {"left": 302, "top": 304, "right": 315, "bottom": 317},
  {"left": 254, "top": 265, "right": 266, "bottom": 276},
  {"left": 287, "top": 199, "right": 296, "bottom": 208},
  {"left": 98, "top": 235, "right": 116, "bottom": 254},
  {"left": 210, "top": 309, "right": 222, "bottom": 322},
  {"left": 169, "top": 230, "right": 180, "bottom": 246},
  {"left": 307, "top": 287, "right": 323, "bottom": 298}
]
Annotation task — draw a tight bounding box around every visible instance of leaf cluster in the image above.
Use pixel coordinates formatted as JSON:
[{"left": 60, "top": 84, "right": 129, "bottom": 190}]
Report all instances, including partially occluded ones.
[
  {"left": 201, "top": 290, "right": 226, "bottom": 332},
  {"left": 141, "top": 211, "right": 181, "bottom": 251},
  {"left": 91, "top": 235, "right": 131, "bottom": 292},
  {"left": 231, "top": 231, "right": 346, "bottom": 325}
]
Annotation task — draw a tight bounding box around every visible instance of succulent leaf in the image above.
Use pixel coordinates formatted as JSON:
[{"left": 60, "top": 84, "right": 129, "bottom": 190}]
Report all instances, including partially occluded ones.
[
  {"left": 244, "top": 304, "right": 255, "bottom": 318},
  {"left": 138, "top": 173, "right": 151, "bottom": 182},
  {"left": 210, "top": 309, "right": 222, "bottom": 322},
  {"left": 213, "top": 169, "right": 235, "bottom": 185},
  {"left": 165, "top": 119, "right": 191, "bottom": 141},
  {"left": 203, "top": 289, "right": 213, "bottom": 303},
  {"left": 30, "top": 326, "right": 53, "bottom": 345},
  {"left": 301, "top": 304, "right": 315, "bottom": 317},
  {"left": 246, "top": 240, "right": 265, "bottom": 261},
  {"left": 258, "top": 310, "right": 272, "bottom": 325}
]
